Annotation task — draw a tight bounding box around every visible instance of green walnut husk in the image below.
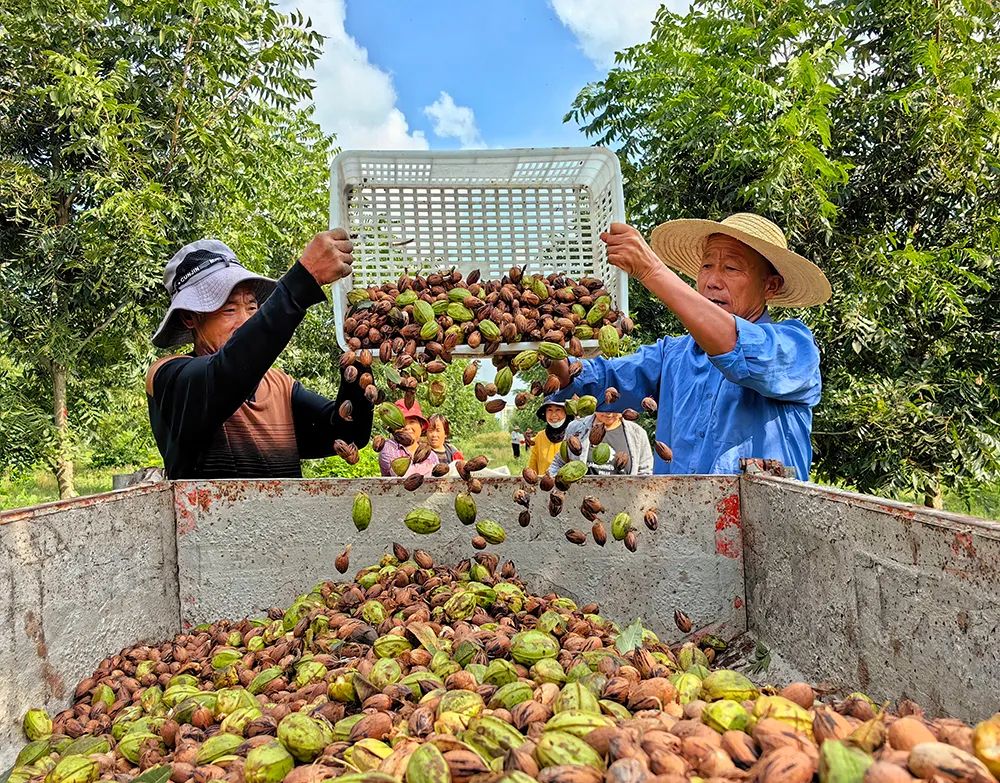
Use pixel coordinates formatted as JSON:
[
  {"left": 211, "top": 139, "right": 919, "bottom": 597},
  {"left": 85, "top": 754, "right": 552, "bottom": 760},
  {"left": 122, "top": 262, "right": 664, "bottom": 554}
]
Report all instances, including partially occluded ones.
[
  {"left": 554, "top": 681, "right": 601, "bottom": 715},
  {"left": 248, "top": 666, "right": 283, "bottom": 696},
  {"left": 700, "top": 669, "right": 759, "bottom": 702},
  {"left": 244, "top": 740, "right": 295, "bottom": 783},
  {"left": 116, "top": 732, "right": 163, "bottom": 764},
  {"left": 293, "top": 659, "right": 328, "bottom": 688},
  {"left": 277, "top": 712, "right": 335, "bottom": 762},
  {"left": 510, "top": 630, "right": 560, "bottom": 665},
  {"left": 535, "top": 730, "right": 605, "bottom": 770},
  {"left": 370, "top": 658, "right": 402, "bottom": 689},
  {"left": 353, "top": 491, "right": 373, "bottom": 531},
  {"left": 462, "top": 715, "right": 525, "bottom": 759},
  {"left": 44, "top": 755, "right": 98, "bottom": 783},
  {"left": 405, "top": 508, "right": 441, "bottom": 534},
  {"left": 344, "top": 738, "right": 392, "bottom": 771},
  {"left": 475, "top": 519, "right": 506, "bottom": 544},
  {"left": 818, "top": 739, "right": 873, "bottom": 783},
  {"left": 214, "top": 687, "right": 255, "bottom": 717},
  {"left": 444, "top": 591, "right": 477, "bottom": 622},
  {"left": 92, "top": 684, "right": 115, "bottom": 710},
  {"left": 211, "top": 648, "right": 242, "bottom": 670},
  {"left": 197, "top": 732, "right": 244, "bottom": 764},
  {"left": 701, "top": 699, "right": 751, "bottom": 733},
  {"left": 22, "top": 709, "right": 52, "bottom": 741},
  {"left": 484, "top": 658, "right": 519, "bottom": 686},
  {"left": 374, "top": 634, "right": 413, "bottom": 658},
  {"left": 489, "top": 681, "right": 534, "bottom": 710},
  {"left": 531, "top": 658, "right": 567, "bottom": 685},
  {"left": 405, "top": 741, "right": 450, "bottom": 783}
]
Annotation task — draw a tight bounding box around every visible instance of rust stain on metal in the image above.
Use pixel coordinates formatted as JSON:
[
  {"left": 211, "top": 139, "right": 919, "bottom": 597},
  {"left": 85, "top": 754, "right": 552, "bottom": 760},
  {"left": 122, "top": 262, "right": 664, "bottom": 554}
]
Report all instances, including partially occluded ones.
[
  {"left": 714, "top": 492, "right": 742, "bottom": 559},
  {"left": 175, "top": 493, "right": 196, "bottom": 536},
  {"left": 733, "top": 596, "right": 744, "bottom": 609},
  {"left": 24, "top": 610, "right": 66, "bottom": 699},
  {"left": 950, "top": 531, "right": 977, "bottom": 559}
]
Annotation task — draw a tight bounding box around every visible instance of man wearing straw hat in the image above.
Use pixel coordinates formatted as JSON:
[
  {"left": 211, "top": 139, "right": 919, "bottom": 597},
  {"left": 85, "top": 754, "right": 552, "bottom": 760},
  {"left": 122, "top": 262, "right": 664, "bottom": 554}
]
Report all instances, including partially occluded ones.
[
  {"left": 146, "top": 230, "right": 374, "bottom": 479},
  {"left": 549, "top": 214, "right": 830, "bottom": 480}
]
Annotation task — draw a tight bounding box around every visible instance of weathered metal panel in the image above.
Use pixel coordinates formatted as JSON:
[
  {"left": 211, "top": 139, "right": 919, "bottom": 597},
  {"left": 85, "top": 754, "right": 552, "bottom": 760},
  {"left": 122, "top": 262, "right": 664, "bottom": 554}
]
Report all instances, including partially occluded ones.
[
  {"left": 0, "top": 484, "right": 179, "bottom": 767},
  {"left": 741, "top": 475, "right": 1000, "bottom": 721},
  {"left": 172, "top": 476, "right": 745, "bottom": 643}
]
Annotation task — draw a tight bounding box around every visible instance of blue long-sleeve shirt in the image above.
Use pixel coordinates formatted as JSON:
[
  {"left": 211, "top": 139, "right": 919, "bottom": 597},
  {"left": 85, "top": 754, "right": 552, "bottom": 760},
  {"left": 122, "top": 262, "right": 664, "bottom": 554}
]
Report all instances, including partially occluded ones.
[{"left": 552, "top": 311, "right": 821, "bottom": 479}]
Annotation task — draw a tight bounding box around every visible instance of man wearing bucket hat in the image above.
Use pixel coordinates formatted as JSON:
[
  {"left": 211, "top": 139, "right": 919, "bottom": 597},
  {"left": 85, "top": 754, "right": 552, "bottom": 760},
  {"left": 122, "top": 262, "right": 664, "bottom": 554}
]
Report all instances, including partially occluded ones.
[
  {"left": 146, "top": 230, "right": 374, "bottom": 479},
  {"left": 548, "top": 214, "right": 830, "bottom": 480}
]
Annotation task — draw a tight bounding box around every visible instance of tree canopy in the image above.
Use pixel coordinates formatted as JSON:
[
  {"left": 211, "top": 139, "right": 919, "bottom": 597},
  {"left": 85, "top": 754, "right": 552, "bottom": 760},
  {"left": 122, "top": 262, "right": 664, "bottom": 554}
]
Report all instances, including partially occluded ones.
[
  {"left": 567, "top": 0, "right": 1000, "bottom": 503},
  {"left": 0, "top": 0, "right": 333, "bottom": 495}
]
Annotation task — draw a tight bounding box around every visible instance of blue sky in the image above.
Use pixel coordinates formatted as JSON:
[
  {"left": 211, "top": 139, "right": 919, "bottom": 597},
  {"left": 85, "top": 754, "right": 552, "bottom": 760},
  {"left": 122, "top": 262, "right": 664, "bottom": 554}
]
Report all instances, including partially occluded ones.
[{"left": 281, "top": 0, "right": 676, "bottom": 152}]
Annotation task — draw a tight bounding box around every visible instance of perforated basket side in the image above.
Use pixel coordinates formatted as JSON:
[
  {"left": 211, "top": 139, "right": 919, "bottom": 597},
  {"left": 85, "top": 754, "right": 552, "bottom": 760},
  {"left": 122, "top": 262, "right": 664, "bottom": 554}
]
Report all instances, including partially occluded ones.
[{"left": 330, "top": 148, "right": 627, "bottom": 353}]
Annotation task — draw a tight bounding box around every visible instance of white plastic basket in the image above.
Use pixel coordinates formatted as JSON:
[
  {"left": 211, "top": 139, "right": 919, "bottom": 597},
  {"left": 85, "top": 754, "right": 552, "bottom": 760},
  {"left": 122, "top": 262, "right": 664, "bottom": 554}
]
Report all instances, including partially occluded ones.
[{"left": 329, "top": 147, "right": 628, "bottom": 354}]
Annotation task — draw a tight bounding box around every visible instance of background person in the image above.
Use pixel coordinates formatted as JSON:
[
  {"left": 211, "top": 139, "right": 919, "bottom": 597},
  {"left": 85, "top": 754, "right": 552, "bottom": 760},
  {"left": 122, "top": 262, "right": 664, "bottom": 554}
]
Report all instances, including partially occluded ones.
[
  {"left": 527, "top": 401, "right": 573, "bottom": 476},
  {"left": 547, "top": 411, "right": 652, "bottom": 476},
  {"left": 510, "top": 426, "right": 525, "bottom": 458},
  {"left": 378, "top": 400, "right": 439, "bottom": 477},
  {"left": 426, "top": 414, "right": 464, "bottom": 464}
]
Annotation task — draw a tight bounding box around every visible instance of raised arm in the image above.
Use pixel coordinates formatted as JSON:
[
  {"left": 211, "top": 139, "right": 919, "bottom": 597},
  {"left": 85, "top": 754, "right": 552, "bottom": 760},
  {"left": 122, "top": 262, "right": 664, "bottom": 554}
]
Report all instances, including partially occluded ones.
[{"left": 602, "top": 223, "right": 738, "bottom": 355}]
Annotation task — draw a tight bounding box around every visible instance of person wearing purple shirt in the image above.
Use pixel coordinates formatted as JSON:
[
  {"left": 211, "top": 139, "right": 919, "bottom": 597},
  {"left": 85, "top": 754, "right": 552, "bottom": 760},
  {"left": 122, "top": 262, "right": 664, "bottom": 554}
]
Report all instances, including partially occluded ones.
[
  {"left": 548, "top": 213, "right": 832, "bottom": 480},
  {"left": 378, "top": 399, "right": 439, "bottom": 477}
]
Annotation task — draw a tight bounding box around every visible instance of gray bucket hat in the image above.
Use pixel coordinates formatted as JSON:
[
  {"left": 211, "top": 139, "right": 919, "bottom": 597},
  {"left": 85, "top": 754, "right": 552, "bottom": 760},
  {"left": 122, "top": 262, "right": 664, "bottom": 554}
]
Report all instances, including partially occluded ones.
[{"left": 151, "top": 239, "right": 277, "bottom": 348}]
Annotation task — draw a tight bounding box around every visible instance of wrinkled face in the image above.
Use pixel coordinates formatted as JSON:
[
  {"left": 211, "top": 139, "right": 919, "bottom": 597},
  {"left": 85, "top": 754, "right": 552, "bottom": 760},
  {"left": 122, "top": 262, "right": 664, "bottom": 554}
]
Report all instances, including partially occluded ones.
[
  {"left": 545, "top": 406, "right": 566, "bottom": 426},
  {"left": 697, "top": 235, "right": 783, "bottom": 321},
  {"left": 426, "top": 420, "right": 446, "bottom": 449},
  {"left": 184, "top": 283, "right": 258, "bottom": 354},
  {"left": 595, "top": 412, "right": 622, "bottom": 428},
  {"left": 404, "top": 418, "right": 424, "bottom": 444}
]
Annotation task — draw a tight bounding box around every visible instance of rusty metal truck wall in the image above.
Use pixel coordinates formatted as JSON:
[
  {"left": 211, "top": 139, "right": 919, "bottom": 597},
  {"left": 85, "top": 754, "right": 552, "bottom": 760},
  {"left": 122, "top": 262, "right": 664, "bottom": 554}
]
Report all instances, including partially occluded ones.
[
  {"left": 0, "top": 485, "right": 180, "bottom": 767},
  {"left": 740, "top": 475, "right": 1000, "bottom": 722},
  {"left": 172, "top": 476, "right": 746, "bottom": 643}
]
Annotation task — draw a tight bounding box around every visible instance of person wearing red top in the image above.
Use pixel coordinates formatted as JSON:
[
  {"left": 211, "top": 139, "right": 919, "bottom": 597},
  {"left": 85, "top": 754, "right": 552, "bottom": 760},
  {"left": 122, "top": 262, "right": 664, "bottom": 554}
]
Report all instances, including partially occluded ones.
[{"left": 426, "top": 414, "right": 464, "bottom": 464}]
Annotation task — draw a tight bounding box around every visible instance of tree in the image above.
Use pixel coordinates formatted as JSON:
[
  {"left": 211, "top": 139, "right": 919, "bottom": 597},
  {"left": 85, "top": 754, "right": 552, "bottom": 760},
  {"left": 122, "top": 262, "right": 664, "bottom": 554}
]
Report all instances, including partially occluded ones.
[
  {"left": 0, "top": 0, "right": 332, "bottom": 496},
  {"left": 566, "top": 0, "right": 1000, "bottom": 505}
]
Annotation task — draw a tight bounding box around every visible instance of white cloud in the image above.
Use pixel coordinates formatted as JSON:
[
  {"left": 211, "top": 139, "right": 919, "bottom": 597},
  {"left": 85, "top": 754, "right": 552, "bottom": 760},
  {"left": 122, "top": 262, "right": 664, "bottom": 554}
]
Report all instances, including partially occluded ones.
[
  {"left": 423, "top": 92, "right": 486, "bottom": 149},
  {"left": 281, "top": 0, "right": 428, "bottom": 150},
  {"left": 549, "top": 0, "right": 670, "bottom": 69}
]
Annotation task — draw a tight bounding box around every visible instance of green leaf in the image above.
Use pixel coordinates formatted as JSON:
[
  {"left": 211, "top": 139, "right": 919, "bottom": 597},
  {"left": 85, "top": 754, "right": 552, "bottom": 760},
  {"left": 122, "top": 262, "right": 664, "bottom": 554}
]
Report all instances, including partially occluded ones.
[
  {"left": 131, "top": 767, "right": 172, "bottom": 783},
  {"left": 614, "top": 618, "right": 644, "bottom": 655}
]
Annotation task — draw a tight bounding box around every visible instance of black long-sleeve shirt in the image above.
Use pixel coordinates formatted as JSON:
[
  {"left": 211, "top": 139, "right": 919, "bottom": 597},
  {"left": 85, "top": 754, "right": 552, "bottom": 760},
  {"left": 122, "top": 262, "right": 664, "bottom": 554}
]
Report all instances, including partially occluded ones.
[{"left": 146, "top": 262, "right": 372, "bottom": 479}]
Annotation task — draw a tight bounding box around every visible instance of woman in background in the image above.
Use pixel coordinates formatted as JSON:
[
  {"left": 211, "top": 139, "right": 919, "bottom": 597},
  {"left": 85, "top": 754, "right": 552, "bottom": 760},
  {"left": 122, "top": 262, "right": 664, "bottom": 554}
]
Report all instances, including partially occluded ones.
[
  {"left": 527, "top": 401, "right": 573, "bottom": 476},
  {"left": 426, "top": 414, "right": 464, "bottom": 464},
  {"left": 378, "top": 399, "right": 439, "bottom": 477}
]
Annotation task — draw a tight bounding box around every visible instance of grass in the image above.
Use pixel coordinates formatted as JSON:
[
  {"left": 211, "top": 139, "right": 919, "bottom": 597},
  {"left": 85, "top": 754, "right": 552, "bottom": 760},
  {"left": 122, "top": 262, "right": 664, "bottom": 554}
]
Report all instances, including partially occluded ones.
[
  {"left": 455, "top": 431, "right": 528, "bottom": 474},
  {"left": 0, "top": 463, "right": 142, "bottom": 511}
]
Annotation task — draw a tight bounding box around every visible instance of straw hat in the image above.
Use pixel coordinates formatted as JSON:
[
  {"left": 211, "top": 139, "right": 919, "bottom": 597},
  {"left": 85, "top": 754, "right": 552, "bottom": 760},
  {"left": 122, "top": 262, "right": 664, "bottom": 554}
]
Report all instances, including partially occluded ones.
[{"left": 649, "top": 213, "right": 831, "bottom": 307}]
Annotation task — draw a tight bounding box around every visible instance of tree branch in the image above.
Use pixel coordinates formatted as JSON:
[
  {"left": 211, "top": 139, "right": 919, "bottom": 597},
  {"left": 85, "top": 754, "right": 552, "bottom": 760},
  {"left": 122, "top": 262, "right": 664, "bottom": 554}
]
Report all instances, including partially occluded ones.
[
  {"left": 166, "top": 12, "right": 202, "bottom": 177},
  {"left": 70, "top": 301, "right": 131, "bottom": 359}
]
